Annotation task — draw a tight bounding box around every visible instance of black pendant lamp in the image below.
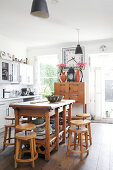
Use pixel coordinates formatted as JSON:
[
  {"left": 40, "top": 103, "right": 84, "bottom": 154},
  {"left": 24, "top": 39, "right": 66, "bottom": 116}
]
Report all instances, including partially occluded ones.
[
  {"left": 31, "top": 0, "right": 49, "bottom": 18},
  {"left": 75, "top": 29, "right": 83, "bottom": 54}
]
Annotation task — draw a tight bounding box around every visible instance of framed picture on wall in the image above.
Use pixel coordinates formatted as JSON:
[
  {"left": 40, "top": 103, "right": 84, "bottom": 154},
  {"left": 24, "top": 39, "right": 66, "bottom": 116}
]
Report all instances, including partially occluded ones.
[{"left": 62, "top": 47, "right": 85, "bottom": 68}]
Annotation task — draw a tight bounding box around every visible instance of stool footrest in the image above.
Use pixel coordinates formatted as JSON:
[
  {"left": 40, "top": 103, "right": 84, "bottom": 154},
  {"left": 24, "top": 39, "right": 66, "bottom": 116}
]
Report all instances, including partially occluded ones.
[
  {"left": 4, "top": 143, "right": 15, "bottom": 146},
  {"left": 68, "top": 148, "right": 89, "bottom": 154},
  {"left": 15, "top": 153, "right": 38, "bottom": 163}
]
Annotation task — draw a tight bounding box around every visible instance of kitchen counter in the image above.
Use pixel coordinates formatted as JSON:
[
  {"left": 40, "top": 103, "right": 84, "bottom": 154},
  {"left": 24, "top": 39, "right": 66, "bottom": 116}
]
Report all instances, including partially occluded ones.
[{"left": 0, "top": 95, "right": 40, "bottom": 102}]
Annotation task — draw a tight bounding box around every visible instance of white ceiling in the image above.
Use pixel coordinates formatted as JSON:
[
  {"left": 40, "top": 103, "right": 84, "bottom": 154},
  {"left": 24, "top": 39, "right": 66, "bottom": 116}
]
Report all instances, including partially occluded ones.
[{"left": 0, "top": 0, "right": 113, "bottom": 47}]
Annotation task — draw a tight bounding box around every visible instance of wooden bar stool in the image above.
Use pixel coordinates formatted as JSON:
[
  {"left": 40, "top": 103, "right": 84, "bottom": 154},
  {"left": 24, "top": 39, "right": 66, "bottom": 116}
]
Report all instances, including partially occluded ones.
[
  {"left": 3, "top": 116, "right": 15, "bottom": 150},
  {"left": 15, "top": 132, "right": 38, "bottom": 168},
  {"left": 67, "top": 127, "right": 89, "bottom": 160},
  {"left": 3, "top": 123, "right": 15, "bottom": 150},
  {"left": 76, "top": 113, "right": 90, "bottom": 120},
  {"left": 70, "top": 119, "right": 92, "bottom": 145}
]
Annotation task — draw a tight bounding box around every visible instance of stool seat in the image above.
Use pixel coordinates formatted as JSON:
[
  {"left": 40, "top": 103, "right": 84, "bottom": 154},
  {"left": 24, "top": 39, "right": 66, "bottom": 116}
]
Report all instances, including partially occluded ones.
[
  {"left": 5, "top": 116, "right": 15, "bottom": 120},
  {"left": 70, "top": 120, "right": 88, "bottom": 126},
  {"left": 76, "top": 113, "right": 90, "bottom": 119},
  {"left": 16, "top": 123, "right": 36, "bottom": 131},
  {"left": 16, "top": 132, "right": 36, "bottom": 140}
]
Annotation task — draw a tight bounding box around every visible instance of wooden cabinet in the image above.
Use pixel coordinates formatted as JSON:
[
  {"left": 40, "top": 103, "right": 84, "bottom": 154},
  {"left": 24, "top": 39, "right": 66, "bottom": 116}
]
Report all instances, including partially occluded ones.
[{"left": 54, "top": 82, "right": 86, "bottom": 112}]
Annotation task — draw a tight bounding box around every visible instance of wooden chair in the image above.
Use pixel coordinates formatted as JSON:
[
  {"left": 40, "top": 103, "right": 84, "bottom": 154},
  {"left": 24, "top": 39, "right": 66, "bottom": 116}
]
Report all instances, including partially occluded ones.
[
  {"left": 15, "top": 132, "right": 38, "bottom": 168},
  {"left": 3, "top": 116, "right": 15, "bottom": 150},
  {"left": 67, "top": 127, "right": 89, "bottom": 160}
]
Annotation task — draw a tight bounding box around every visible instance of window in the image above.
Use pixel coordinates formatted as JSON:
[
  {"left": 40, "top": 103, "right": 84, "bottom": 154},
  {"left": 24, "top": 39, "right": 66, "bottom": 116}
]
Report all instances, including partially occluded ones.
[{"left": 38, "top": 55, "right": 58, "bottom": 96}]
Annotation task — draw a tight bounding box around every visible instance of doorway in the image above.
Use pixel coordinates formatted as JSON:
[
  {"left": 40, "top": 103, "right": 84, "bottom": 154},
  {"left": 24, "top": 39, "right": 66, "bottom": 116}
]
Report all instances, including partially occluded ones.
[{"left": 89, "top": 53, "right": 113, "bottom": 120}]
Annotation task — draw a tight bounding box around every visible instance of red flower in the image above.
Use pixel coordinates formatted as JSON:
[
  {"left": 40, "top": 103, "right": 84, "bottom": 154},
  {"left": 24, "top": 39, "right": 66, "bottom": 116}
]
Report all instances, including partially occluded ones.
[
  {"left": 77, "top": 62, "right": 87, "bottom": 70},
  {"left": 56, "top": 64, "right": 66, "bottom": 68}
]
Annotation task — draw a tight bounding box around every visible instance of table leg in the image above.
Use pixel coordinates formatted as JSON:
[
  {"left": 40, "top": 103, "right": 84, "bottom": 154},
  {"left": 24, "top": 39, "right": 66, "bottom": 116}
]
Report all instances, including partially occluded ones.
[
  {"left": 63, "top": 106, "right": 66, "bottom": 142},
  {"left": 14, "top": 109, "right": 20, "bottom": 134},
  {"left": 45, "top": 112, "right": 50, "bottom": 160},
  {"left": 68, "top": 104, "right": 72, "bottom": 126},
  {"left": 14, "top": 109, "right": 20, "bottom": 151},
  {"left": 55, "top": 108, "right": 59, "bottom": 150}
]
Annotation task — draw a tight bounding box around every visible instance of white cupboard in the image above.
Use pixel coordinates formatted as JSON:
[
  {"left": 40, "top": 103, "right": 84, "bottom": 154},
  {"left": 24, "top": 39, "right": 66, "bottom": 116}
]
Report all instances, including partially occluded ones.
[
  {"left": 0, "top": 99, "right": 23, "bottom": 131},
  {"left": 0, "top": 59, "right": 33, "bottom": 85},
  {"left": 19, "top": 63, "right": 33, "bottom": 85},
  {"left": 0, "top": 102, "right": 8, "bottom": 129},
  {"left": 11, "top": 62, "right": 19, "bottom": 84},
  {"left": 0, "top": 59, "right": 20, "bottom": 84}
]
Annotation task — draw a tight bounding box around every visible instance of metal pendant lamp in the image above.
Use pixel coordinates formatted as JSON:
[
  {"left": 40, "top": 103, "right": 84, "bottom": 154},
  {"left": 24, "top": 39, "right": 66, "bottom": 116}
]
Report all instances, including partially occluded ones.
[
  {"left": 31, "top": 0, "right": 49, "bottom": 18},
  {"left": 75, "top": 29, "right": 83, "bottom": 54}
]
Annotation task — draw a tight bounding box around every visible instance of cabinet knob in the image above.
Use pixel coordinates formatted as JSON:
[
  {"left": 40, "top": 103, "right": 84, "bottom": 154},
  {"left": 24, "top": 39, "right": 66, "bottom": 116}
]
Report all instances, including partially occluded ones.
[{"left": 60, "top": 90, "right": 64, "bottom": 92}]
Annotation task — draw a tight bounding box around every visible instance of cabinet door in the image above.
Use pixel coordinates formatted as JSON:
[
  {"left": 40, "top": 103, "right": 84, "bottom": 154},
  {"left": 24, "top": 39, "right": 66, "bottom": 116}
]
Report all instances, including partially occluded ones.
[
  {"left": 19, "top": 63, "right": 27, "bottom": 84},
  {"left": 54, "top": 83, "right": 69, "bottom": 99},
  {"left": 19, "top": 63, "right": 33, "bottom": 85},
  {"left": 0, "top": 103, "right": 7, "bottom": 129},
  {"left": 11, "top": 62, "right": 19, "bottom": 83},
  {"left": 0, "top": 59, "right": 12, "bottom": 83},
  {"left": 69, "top": 82, "right": 84, "bottom": 104},
  {"left": 26, "top": 65, "right": 33, "bottom": 85}
]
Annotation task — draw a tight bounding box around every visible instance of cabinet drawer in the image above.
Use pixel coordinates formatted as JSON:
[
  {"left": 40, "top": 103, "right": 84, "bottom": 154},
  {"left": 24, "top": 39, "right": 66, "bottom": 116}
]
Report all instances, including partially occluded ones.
[
  {"left": 54, "top": 83, "right": 68, "bottom": 99},
  {"left": 69, "top": 83, "right": 83, "bottom": 92},
  {"left": 69, "top": 94, "right": 83, "bottom": 104}
]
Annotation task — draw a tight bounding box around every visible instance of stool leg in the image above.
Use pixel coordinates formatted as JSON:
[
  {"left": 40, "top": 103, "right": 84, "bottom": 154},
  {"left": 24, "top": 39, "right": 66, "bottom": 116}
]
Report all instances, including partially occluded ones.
[
  {"left": 80, "top": 133, "right": 83, "bottom": 160},
  {"left": 15, "top": 139, "right": 20, "bottom": 168},
  {"left": 88, "top": 123, "right": 92, "bottom": 145},
  {"left": 67, "top": 131, "right": 72, "bottom": 156},
  {"left": 3, "top": 127, "right": 8, "bottom": 150},
  {"left": 30, "top": 139, "right": 35, "bottom": 168},
  {"left": 33, "top": 138, "right": 37, "bottom": 155},
  {"left": 74, "top": 133, "right": 77, "bottom": 150},
  {"left": 19, "top": 140, "right": 22, "bottom": 159},
  {"left": 78, "top": 134, "right": 80, "bottom": 145},
  {"left": 8, "top": 127, "right": 11, "bottom": 143},
  {"left": 85, "top": 132, "right": 89, "bottom": 155}
]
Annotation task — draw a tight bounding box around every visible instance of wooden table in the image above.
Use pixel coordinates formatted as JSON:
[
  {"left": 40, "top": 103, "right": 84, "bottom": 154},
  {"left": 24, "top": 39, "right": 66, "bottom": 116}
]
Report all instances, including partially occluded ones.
[{"left": 10, "top": 99, "right": 75, "bottom": 160}]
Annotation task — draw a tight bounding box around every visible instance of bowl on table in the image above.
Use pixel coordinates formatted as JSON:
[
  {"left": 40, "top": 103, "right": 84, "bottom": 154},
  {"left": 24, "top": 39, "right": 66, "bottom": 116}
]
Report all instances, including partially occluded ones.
[
  {"left": 47, "top": 95, "right": 64, "bottom": 103},
  {"left": 47, "top": 95, "right": 59, "bottom": 103}
]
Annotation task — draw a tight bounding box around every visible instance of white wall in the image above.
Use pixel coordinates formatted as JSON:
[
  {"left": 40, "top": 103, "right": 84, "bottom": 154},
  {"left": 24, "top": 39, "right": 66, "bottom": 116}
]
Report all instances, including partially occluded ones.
[
  {"left": 0, "top": 34, "right": 27, "bottom": 59},
  {"left": 27, "top": 38, "right": 113, "bottom": 116},
  {"left": 0, "top": 34, "right": 28, "bottom": 98}
]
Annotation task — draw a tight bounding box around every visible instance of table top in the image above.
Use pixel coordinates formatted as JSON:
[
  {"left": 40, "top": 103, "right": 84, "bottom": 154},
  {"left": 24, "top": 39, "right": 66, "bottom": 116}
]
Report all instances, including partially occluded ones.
[{"left": 10, "top": 99, "right": 75, "bottom": 110}]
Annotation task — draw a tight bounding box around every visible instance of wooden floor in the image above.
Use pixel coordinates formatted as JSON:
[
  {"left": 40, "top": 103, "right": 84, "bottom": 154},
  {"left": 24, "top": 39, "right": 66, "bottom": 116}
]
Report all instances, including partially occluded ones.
[{"left": 0, "top": 123, "right": 113, "bottom": 170}]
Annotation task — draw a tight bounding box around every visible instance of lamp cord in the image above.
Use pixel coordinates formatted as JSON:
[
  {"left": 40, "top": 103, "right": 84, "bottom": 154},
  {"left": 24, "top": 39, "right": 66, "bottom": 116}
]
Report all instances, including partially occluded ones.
[{"left": 76, "top": 28, "right": 80, "bottom": 44}]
